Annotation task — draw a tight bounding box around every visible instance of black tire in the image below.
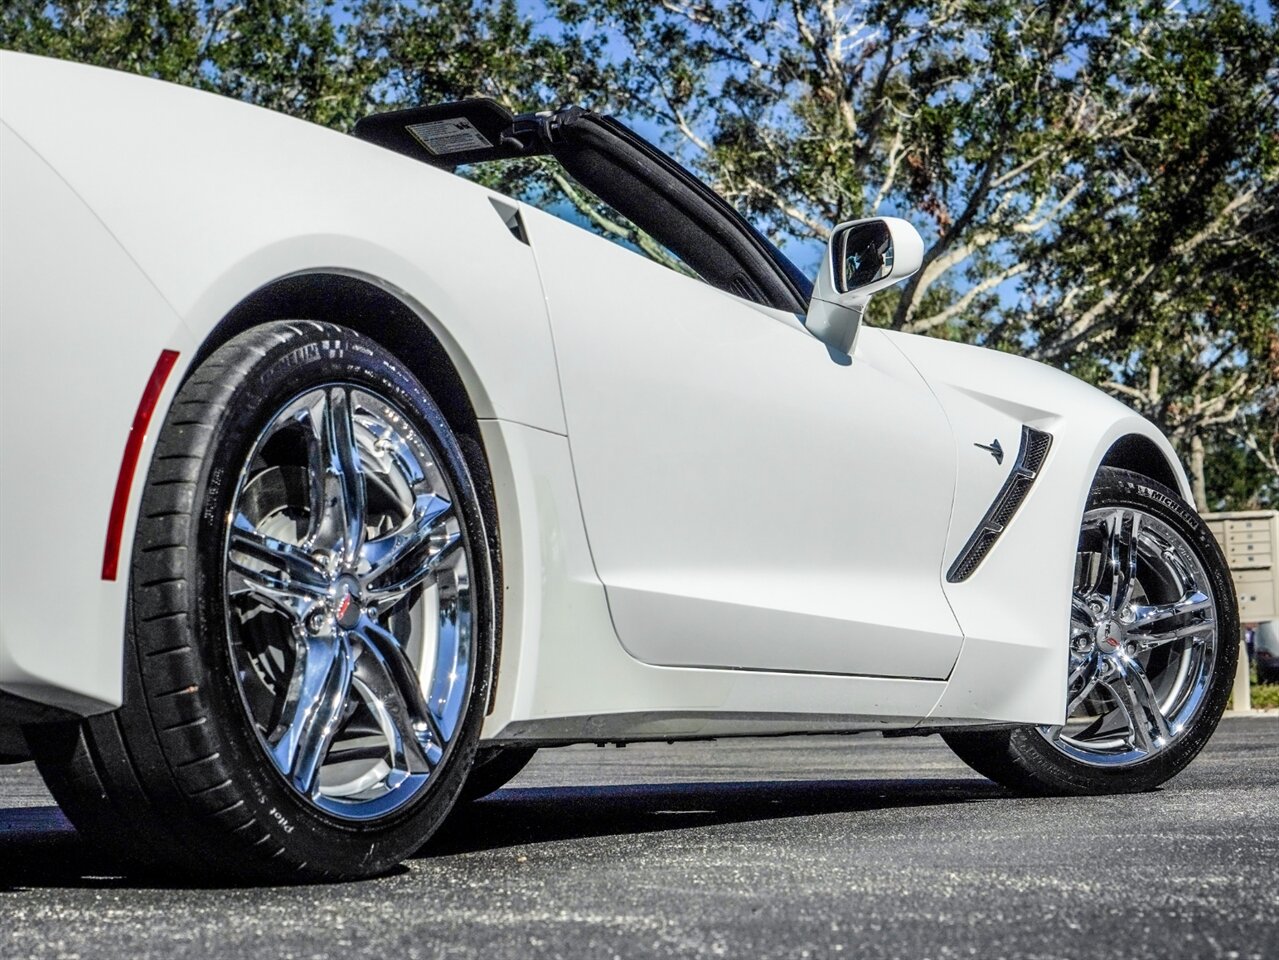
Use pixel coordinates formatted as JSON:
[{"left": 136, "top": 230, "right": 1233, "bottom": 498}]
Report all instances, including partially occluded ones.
[
  {"left": 459, "top": 746, "right": 537, "bottom": 802},
  {"left": 31, "top": 321, "right": 495, "bottom": 881},
  {"left": 943, "top": 467, "right": 1238, "bottom": 796}
]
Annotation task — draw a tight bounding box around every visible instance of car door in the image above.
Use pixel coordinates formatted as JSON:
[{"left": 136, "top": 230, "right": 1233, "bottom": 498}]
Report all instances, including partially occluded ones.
[{"left": 523, "top": 207, "right": 964, "bottom": 679}]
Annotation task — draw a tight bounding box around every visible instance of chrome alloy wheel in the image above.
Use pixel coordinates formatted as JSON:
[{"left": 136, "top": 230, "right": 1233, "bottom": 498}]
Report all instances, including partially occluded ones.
[
  {"left": 223, "top": 383, "right": 473, "bottom": 820},
  {"left": 1039, "top": 507, "right": 1218, "bottom": 766}
]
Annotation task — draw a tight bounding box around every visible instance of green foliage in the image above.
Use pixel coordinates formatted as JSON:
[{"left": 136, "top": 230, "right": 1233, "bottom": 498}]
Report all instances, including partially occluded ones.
[
  {"left": 1, "top": 0, "right": 380, "bottom": 128},
  {"left": 1252, "top": 682, "right": 1279, "bottom": 710},
  {"left": 4, "top": 0, "right": 1276, "bottom": 507},
  {"left": 1246, "top": 664, "right": 1279, "bottom": 710},
  {"left": 0, "top": 0, "right": 610, "bottom": 128}
]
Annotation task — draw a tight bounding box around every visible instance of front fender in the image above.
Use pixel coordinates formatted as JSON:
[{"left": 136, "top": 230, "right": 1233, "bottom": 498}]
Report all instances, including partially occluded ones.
[{"left": 885, "top": 332, "right": 1190, "bottom": 725}]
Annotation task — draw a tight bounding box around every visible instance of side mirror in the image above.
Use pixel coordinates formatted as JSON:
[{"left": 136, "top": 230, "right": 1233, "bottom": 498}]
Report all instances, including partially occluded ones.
[{"left": 805, "top": 217, "right": 924, "bottom": 355}]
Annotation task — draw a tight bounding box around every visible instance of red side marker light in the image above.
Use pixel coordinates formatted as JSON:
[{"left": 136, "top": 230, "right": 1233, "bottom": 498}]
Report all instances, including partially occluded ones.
[{"left": 102, "top": 349, "right": 181, "bottom": 581}]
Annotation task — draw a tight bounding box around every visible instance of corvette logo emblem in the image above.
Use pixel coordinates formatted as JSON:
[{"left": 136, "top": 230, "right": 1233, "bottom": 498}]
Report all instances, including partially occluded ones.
[
  {"left": 333, "top": 578, "right": 362, "bottom": 629},
  {"left": 974, "top": 438, "right": 1004, "bottom": 464}
]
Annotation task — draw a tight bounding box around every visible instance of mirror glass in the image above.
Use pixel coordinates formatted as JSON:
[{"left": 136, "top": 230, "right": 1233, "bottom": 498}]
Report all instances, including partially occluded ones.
[{"left": 837, "top": 221, "right": 894, "bottom": 293}]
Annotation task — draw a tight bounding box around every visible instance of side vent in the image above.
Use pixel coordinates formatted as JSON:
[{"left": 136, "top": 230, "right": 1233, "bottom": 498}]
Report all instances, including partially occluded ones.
[{"left": 946, "top": 425, "right": 1053, "bottom": 583}]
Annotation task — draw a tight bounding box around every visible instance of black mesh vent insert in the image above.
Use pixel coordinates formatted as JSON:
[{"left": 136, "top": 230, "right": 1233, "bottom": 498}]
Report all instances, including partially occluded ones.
[
  {"left": 1022, "top": 430, "right": 1052, "bottom": 472},
  {"left": 946, "top": 425, "right": 1054, "bottom": 583}
]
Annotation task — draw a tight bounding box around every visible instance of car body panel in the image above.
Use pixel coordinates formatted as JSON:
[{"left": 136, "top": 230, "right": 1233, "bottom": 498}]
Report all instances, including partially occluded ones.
[
  {"left": 475, "top": 419, "right": 947, "bottom": 740},
  {"left": 0, "top": 52, "right": 1192, "bottom": 738},
  {"left": 0, "top": 120, "right": 191, "bottom": 710},
  {"left": 523, "top": 207, "right": 965, "bottom": 680},
  {"left": 0, "top": 52, "right": 565, "bottom": 435},
  {"left": 885, "top": 333, "right": 1192, "bottom": 723},
  {"left": 0, "top": 51, "right": 564, "bottom": 711}
]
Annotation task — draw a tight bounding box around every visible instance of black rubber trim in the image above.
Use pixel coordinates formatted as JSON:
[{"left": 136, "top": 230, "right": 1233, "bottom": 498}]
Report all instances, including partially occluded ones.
[
  {"left": 548, "top": 110, "right": 812, "bottom": 311},
  {"left": 0, "top": 688, "right": 84, "bottom": 726},
  {"left": 946, "top": 426, "right": 1053, "bottom": 583}
]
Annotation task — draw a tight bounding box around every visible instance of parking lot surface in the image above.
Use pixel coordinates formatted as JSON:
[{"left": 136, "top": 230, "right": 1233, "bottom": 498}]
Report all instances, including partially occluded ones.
[{"left": 2, "top": 717, "right": 1276, "bottom": 959}]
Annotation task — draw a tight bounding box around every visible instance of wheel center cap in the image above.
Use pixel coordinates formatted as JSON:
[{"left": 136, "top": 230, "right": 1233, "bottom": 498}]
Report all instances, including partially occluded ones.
[
  {"left": 1096, "top": 618, "right": 1125, "bottom": 654},
  {"left": 333, "top": 575, "right": 362, "bottom": 629}
]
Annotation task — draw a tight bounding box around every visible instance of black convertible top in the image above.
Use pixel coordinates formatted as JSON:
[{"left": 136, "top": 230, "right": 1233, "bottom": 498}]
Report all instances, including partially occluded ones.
[{"left": 354, "top": 100, "right": 812, "bottom": 313}]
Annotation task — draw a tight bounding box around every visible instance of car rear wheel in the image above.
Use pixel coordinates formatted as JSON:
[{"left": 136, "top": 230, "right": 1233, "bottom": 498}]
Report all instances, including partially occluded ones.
[
  {"left": 32, "top": 321, "right": 494, "bottom": 881},
  {"left": 943, "top": 467, "right": 1238, "bottom": 795}
]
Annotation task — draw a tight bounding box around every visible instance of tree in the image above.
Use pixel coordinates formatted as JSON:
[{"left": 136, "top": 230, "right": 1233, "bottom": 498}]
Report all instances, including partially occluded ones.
[
  {"left": 0, "top": 0, "right": 383, "bottom": 127},
  {"left": 5, "top": 0, "right": 1276, "bottom": 507}
]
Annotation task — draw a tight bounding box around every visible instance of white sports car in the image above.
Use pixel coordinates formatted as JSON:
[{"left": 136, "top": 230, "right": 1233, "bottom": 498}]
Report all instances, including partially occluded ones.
[{"left": 0, "top": 52, "right": 1238, "bottom": 881}]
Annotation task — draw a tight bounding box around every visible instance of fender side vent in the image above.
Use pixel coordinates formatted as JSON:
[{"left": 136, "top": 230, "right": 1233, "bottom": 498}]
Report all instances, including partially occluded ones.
[{"left": 946, "top": 425, "right": 1053, "bottom": 583}]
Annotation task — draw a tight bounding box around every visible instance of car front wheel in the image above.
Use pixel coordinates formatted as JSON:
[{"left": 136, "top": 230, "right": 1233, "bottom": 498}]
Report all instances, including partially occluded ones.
[{"left": 944, "top": 467, "right": 1238, "bottom": 795}]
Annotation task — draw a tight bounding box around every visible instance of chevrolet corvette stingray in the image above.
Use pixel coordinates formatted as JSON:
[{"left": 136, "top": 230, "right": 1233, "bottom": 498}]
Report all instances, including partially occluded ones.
[{"left": 0, "top": 52, "right": 1238, "bottom": 880}]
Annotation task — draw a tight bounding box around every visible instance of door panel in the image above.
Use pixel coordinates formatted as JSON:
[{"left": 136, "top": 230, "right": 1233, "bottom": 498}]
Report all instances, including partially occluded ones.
[{"left": 525, "top": 209, "right": 963, "bottom": 679}]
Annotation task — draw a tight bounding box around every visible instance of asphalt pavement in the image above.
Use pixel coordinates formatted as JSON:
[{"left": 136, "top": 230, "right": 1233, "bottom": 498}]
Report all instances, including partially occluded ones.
[{"left": 2, "top": 717, "right": 1276, "bottom": 960}]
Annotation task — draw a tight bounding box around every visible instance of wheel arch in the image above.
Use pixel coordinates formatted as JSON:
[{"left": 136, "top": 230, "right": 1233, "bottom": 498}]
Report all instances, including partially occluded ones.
[
  {"left": 190, "top": 272, "right": 482, "bottom": 445},
  {"left": 1097, "top": 434, "right": 1185, "bottom": 497},
  {"left": 190, "top": 271, "right": 506, "bottom": 711}
]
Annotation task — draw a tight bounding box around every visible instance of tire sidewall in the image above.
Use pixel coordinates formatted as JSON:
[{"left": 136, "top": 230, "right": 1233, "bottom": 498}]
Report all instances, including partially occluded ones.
[{"left": 138, "top": 323, "right": 493, "bottom": 875}]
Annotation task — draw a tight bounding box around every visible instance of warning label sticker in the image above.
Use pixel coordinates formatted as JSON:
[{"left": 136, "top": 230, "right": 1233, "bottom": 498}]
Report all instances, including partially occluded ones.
[{"left": 405, "top": 118, "right": 494, "bottom": 155}]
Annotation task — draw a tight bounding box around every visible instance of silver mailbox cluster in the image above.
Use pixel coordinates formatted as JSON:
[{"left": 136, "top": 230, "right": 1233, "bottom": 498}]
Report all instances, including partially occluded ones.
[{"left": 1203, "top": 510, "right": 1278, "bottom": 622}]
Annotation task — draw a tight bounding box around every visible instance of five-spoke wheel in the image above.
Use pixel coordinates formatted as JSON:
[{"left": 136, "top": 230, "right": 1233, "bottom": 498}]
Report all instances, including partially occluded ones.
[
  {"left": 225, "top": 384, "right": 472, "bottom": 819},
  {"left": 1042, "top": 506, "right": 1218, "bottom": 764}
]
